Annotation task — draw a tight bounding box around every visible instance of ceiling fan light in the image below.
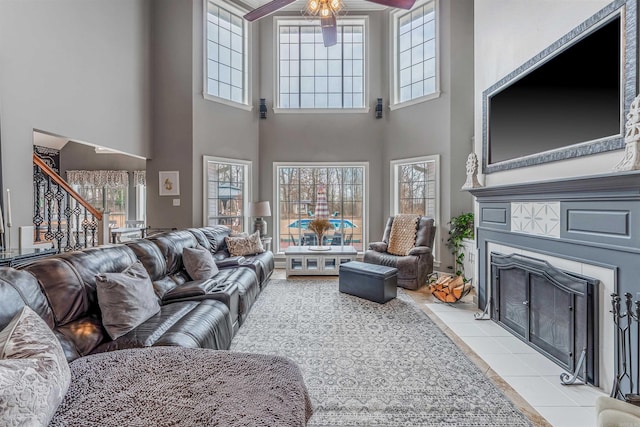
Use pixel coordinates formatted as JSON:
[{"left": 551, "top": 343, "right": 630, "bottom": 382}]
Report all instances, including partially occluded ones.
[
  {"left": 320, "top": 5, "right": 330, "bottom": 17},
  {"left": 307, "top": 0, "right": 319, "bottom": 13},
  {"left": 330, "top": 0, "right": 342, "bottom": 11}
]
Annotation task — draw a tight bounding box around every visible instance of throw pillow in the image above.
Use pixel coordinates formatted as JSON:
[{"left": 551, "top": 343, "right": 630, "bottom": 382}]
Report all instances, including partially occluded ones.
[
  {"left": 96, "top": 261, "right": 161, "bottom": 340},
  {"left": 0, "top": 306, "right": 71, "bottom": 427},
  {"left": 387, "top": 214, "right": 420, "bottom": 256},
  {"left": 183, "top": 245, "right": 219, "bottom": 280},
  {"left": 225, "top": 231, "right": 265, "bottom": 257}
]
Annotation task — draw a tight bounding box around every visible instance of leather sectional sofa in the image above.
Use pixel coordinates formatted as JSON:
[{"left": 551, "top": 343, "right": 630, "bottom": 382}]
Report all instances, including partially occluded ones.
[{"left": 0, "top": 225, "right": 274, "bottom": 363}]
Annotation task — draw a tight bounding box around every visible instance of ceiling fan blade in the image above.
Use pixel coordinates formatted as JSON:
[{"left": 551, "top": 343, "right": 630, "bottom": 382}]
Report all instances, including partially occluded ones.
[
  {"left": 365, "top": 0, "right": 416, "bottom": 10},
  {"left": 321, "top": 15, "right": 337, "bottom": 47},
  {"left": 243, "top": 0, "right": 296, "bottom": 22}
]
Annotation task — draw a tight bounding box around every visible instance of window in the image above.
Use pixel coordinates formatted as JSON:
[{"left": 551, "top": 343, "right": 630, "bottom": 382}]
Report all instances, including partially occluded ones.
[
  {"left": 204, "top": 0, "right": 250, "bottom": 109},
  {"left": 66, "top": 170, "right": 131, "bottom": 228},
  {"left": 390, "top": 155, "right": 439, "bottom": 260},
  {"left": 203, "top": 156, "right": 251, "bottom": 232},
  {"left": 276, "top": 18, "right": 367, "bottom": 110},
  {"left": 275, "top": 163, "right": 368, "bottom": 253},
  {"left": 391, "top": 0, "right": 439, "bottom": 109}
]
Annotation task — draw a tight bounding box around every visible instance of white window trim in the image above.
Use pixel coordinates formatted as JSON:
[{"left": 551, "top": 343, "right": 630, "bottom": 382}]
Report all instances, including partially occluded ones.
[
  {"left": 389, "top": 0, "right": 440, "bottom": 111},
  {"left": 273, "top": 16, "right": 370, "bottom": 114},
  {"left": 202, "top": 155, "right": 253, "bottom": 231},
  {"left": 390, "top": 154, "right": 440, "bottom": 266},
  {"left": 273, "top": 161, "right": 369, "bottom": 254},
  {"left": 202, "top": 0, "right": 253, "bottom": 111}
]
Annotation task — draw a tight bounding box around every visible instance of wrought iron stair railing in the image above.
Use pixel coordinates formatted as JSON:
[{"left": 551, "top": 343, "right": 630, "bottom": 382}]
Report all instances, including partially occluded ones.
[{"left": 33, "top": 154, "right": 104, "bottom": 251}]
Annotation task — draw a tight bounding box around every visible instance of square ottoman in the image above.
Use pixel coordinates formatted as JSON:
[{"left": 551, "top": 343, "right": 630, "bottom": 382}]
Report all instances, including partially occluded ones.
[{"left": 339, "top": 261, "right": 398, "bottom": 304}]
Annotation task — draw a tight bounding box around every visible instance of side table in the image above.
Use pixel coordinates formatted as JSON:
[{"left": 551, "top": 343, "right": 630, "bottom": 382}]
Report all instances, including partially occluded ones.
[{"left": 260, "top": 236, "right": 272, "bottom": 252}]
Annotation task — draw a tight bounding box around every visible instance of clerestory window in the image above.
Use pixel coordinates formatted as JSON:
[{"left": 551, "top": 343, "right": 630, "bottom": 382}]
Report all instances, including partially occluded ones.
[{"left": 275, "top": 18, "right": 368, "bottom": 111}]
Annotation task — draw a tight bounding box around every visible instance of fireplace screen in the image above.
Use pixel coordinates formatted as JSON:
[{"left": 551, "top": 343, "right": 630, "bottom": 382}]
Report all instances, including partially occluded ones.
[{"left": 491, "top": 253, "right": 598, "bottom": 385}]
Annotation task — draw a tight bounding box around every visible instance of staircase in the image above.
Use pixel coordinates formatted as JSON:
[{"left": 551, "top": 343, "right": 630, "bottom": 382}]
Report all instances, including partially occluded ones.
[{"left": 32, "top": 154, "right": 105, "bottom": 252}]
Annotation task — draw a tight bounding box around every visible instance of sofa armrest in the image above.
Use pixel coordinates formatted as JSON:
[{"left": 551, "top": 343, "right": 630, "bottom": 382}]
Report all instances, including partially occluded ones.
[
  {"left": 408, "top": 246, "right": 432, "bottom": 256},
  {"left": 215, "top": 256, "right": 246, "bottom": 268},
  {"left": 162, "top": 279, "right": 218, "bottom": 301},
  {"left": 369, "top": 242, "right": 388, "bottom": 252}
]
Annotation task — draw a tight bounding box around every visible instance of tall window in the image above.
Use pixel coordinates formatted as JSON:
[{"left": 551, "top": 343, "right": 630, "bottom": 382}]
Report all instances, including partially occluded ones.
[
  {"left": 391, "top": 155, "right": 439, "bottom": 258},
  {"left": 276, "top": 19, "right": 366, "bottom": 110},
  {"left": 391, "top": 0, "right": 438, "bottom": 108},
  {"left": 275, "top": 163, "right": 367, "bottom": 253},
  {"left": 203, "top": 156, "right": 251, "bottom": 232},
  {"left": 66, "top": 170, "right": 131, "bottom": 228},
  {"left": 205, "top": 0, "right": 249, "bottom": 107}
]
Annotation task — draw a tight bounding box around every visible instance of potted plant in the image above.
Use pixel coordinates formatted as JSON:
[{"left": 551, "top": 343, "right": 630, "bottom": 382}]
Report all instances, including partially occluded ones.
[
  {"left": 431, "top": 212, "right": 474, "bottom": 303},
  {"left": 447, "top": 212, "right": 474, "bottom": 279}
]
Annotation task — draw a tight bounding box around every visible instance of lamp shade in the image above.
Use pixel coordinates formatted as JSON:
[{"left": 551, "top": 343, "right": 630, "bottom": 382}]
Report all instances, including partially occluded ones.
[{"left": 249, "top": 201, "right": 271, "bottom": 217}]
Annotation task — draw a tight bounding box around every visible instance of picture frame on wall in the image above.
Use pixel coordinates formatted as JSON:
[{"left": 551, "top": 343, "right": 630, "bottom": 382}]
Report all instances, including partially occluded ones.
[{"left": 159, "top": 171, "right": 180, "bottom": 196}]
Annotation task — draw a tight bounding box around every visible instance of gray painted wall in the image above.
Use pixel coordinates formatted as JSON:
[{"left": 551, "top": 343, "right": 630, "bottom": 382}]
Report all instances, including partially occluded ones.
[
  {"left": 146, "top": 0, "right": 195, "bottom": 229},
  {"left": 191, "top": 0, "right": 260, "bottom": 227},
  {"left": 383, "top": 0, "right": 474, "bottom": 269},
  {"left": 0, "top": 0, "right": 151, "bottom": 245}
]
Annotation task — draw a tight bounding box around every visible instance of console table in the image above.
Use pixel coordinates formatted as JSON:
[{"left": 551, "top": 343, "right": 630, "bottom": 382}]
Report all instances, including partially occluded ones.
[
  {"left": 285, "top": 246, "right": 357, "bottom": 277},
  {"left": 0, "top": 248, "right": 57, "bottom": 267}
]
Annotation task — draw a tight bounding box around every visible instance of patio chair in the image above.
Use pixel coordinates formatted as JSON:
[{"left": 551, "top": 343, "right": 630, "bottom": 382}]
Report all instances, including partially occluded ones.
[
  {"left": 302, "top": 233, "right": 317, "bottom": 246},
  {"left": 330, "top": 232, "right": 343, "bottom": 245},
  {"left": 289, "top": 233, "right": 300, "bottom": 246}
]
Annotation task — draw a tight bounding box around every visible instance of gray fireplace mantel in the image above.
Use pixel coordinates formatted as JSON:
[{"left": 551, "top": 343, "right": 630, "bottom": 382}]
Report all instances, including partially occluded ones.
[{"left": 467, "top": 170, "right": 640, "bottom": 200}]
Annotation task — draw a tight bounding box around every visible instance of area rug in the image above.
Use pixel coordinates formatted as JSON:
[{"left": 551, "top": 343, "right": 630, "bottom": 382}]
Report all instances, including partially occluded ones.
[{"left": 231, "top": 278, "right": 533, "bottom": 426}]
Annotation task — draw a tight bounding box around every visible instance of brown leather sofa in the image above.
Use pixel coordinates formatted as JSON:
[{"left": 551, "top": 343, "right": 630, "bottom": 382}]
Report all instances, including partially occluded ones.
[
  {"left": 0, "top": 226, "right": 274, "bottom": 363},
  {"left": 364, "top": 216, "right": 436, "bottom": 290}
]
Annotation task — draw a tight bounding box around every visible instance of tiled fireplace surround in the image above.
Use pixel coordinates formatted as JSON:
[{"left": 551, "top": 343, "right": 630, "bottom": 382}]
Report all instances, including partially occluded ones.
[{"left": 469, "top": 171, "right": 640, "bottom": 397}]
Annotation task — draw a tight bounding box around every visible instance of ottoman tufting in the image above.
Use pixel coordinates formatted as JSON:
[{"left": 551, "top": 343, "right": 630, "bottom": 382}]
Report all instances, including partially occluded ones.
[{"left": 339, "top": 260, "right": 398, "bottom": 304}]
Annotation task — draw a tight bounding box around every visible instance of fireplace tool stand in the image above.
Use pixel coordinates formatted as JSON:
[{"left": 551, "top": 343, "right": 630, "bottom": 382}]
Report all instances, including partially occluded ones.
[{"left": 610, "top": 292, "right": 640, "bottom": 404}]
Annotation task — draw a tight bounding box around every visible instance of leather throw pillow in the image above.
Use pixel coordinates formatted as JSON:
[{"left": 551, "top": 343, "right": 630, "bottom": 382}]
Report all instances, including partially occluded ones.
[
  {"left": 183, "top": 245, "right": 219, "bottom": 280},
  {"left": 0, "top": 306, "right": 71, "bottom": 427},
  {"left": 96, "top": 261, "right": 161, "bottom": 340},
  {"left": 387, "top": 214, "right": 420, "bottom": 256},
  {"left": 225, "top": 231, "right": 265, "bottom": 257}
]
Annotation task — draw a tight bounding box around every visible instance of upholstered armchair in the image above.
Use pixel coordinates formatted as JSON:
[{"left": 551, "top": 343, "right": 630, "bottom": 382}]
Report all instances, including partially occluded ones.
[{"left": 364, "top": 216, "right": 436, "bottom": 290}]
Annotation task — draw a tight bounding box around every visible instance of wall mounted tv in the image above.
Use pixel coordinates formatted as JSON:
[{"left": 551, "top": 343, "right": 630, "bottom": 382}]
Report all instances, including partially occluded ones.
[{"left": 482, "top": 0, "right": 637, "bottom": 174}]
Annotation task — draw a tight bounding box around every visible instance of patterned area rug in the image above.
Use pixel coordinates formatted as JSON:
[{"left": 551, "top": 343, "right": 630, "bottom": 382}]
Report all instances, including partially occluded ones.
[{"left": 231, "top": 278, "right": 533, "bottom": 426}]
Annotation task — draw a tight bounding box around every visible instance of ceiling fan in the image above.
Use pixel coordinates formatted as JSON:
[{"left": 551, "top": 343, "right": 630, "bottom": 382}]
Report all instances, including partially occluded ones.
[{"left": 243, "top": 0, "right": 416, "bottom": 47}]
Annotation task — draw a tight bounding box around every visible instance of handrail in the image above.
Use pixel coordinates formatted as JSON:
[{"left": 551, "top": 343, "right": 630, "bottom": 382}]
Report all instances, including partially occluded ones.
[{"left": 33, "top": 153, "right": 103, "bottom": 220}]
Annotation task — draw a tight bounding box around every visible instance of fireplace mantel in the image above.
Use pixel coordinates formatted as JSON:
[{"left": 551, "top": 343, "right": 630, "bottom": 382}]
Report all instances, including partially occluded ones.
[{"left": 468, "top": 170, "right": 640, "bottom": 200}]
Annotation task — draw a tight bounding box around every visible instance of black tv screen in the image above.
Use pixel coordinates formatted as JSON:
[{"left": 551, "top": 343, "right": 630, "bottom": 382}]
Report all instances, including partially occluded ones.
[{"left": 487, "top": 16, "right": 621, "bottom": 165}]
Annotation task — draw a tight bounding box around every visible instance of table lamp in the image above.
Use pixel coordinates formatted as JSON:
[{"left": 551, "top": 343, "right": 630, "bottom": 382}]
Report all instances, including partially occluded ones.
[{"left": 250, "top": 201, "right": 271, "bottom": 237}]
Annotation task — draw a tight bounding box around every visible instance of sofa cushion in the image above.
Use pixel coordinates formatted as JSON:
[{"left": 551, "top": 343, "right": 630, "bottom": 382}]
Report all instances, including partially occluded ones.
[
  {"left": 225, "top": 231, "right": 265, "bottom": 257},
  {"left": 387, "top": 214, "right": 419, "bottom": 256},
  {"left": 0, "top": 306, "right": 70, "bottom": 427},
  {"left": 96, "top": 261, "right": 161, "bottom": 340},
  {"left": 183, "top": 245, "right": 219, "bottom": 280}
]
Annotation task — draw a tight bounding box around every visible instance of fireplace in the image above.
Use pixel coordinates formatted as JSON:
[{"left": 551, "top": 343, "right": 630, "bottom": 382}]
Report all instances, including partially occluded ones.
[{"left": 490, "top": 253, "right": 599, "bottom": 385}]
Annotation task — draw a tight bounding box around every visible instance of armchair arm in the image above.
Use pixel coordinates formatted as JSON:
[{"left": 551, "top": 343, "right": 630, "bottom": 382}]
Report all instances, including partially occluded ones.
[
  {"left": 368, "top": 242, "right": 388, "bottom": 252},
  {"left": 408, "top": 246, "right": 432, "bottom": 256}
]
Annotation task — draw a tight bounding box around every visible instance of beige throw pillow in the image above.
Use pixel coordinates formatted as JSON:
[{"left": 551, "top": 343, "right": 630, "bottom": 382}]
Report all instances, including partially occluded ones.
[
  {"left": 183, "top": 245, "right": 219, "bottom": 280},
  {"left": 387, "top": 214, "right": 420, "bottom": 256},
  {"left": 225, "top": 231, "right": 265, "bottom": 257},
  {"left": 0, "top": 306, "right": 71, "bottom": 427},
  {"left": 96, "top": 261, "right": 161, "bottom": 340}
]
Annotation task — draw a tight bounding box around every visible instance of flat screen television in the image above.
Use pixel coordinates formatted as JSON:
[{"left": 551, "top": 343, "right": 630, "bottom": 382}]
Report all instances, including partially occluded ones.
[{"left": 482, "top": 0, "right": 637, "bottom": 173}]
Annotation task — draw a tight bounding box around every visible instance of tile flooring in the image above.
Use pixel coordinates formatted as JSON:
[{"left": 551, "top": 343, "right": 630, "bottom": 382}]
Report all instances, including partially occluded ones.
[{"left": 419, "top": 295, "right": 606, "bottom": 427}]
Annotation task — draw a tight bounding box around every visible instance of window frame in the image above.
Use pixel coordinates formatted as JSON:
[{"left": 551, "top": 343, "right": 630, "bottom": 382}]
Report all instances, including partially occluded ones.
[
  {"left": 390, "top": 154, "right": 440, "bottom": 265},
  {"left": 273, "top": 161, "right": 369, "bottom": 254},
  {"left": 389, "top": 0, "right": 440, "bottom": 111},
  {"left": 202, "top": 155, "right": 253, "bottom": 232},
  {"left": 203, "top": 0, "right": 253, "bottom": 111},
  {"left": 273, "top": 16, "right": 370, "bottom": 114}
]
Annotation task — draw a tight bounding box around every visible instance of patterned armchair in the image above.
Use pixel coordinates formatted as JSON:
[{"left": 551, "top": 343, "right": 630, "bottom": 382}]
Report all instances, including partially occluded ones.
[{"left": 363, "top": 216, "right": 436, "bottom": 290}]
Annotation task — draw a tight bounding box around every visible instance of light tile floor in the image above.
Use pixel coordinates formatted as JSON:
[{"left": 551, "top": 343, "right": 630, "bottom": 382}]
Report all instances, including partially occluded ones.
[{"left": 423, "top": 297, "right": 606, "bottom": 427}]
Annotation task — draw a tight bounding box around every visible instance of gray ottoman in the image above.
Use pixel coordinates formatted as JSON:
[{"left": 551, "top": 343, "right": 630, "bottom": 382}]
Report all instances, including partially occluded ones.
[{"left": 339, "top": 261, "right": 398, "bottom": 304}]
